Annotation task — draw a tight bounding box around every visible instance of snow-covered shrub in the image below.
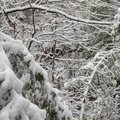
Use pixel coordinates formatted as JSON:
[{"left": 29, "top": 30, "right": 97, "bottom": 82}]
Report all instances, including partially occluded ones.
[{"left": 0, "top": 32, "right": 73, "bottom": 120}]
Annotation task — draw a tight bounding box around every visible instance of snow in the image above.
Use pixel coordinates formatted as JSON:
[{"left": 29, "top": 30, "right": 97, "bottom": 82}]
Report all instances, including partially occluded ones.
[
  {"left": 0, "top": 90, "right": 46, "bottom": 120},
  {"left": 29, "top": 61, "right": 48, "bottom": 82},
  {"left": 0, "top": 65, "right": 23, "bottom": 94},
  {"left": 44, "top": 81, "right": 73, "bottom": 119},
  {"left": 44, "top": 82, "right": 60, "bottom": 100},
  {"left": 42, "top": 42, "right": 53, "bottom": 50},
  {"left": 63, "top": 104, "right": 72, "bottom": 118},
  {"left": 9, "top": 91, "right": 30, "bottom": 119},
  {"left": 0, "top": 4, "right": 112, "bottom": 25},
  {"left": 0, "top": 43, "right": 23, "bottom": 98},
  {"left": 0, "top": 111, "right": 9, "bottom": 120},
  {"left": 27, "top": 103, "right": 46, "bottom": 120},
  {"left": 0, "top": 32, "right": 13, "bottom": 42},
  {"left": 24, "top": 54, "right": 34, "bottom": 62},
  {"left": 0, "top": 0, "right": 119, "bottom": 119},
  {"left": 2, "top": 40, "right": 25, "bottom": 54},
  {"left": 1, "top": 31, "right": 48, "bottom": 83},
  {"left": 0, "top": 32, "right": 74, "bottom": 120},
  {"left": 112, "top": 8, "right": 120, "bottom": 35},
  {"left": 20, "top": 73, "right": 31, "bottom": 85},
  {"left": 117, "top": 8, "right": 120, "bottom": 14},
  {"left": 0, "top": 44, "right": 10, "bottom": 67},
  {"left": 0, "top": 32, "right": 47, "bottom": 120},
  {"left": 64, "top": 82, "right": 69, "bottom": 89}
]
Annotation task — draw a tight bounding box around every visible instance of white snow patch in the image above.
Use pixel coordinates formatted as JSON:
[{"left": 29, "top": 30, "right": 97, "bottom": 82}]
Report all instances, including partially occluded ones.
[
  {"left": 24, "top": 54, "right": 34, "bottom": 62},
  {"left": 27, "top": 103, "right": 46, "bottom": 120}
]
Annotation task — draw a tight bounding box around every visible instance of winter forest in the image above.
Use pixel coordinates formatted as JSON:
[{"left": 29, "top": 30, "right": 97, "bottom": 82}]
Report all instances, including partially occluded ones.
[{"left": 0, "top": 0, "right": 120, "bottom": 120}]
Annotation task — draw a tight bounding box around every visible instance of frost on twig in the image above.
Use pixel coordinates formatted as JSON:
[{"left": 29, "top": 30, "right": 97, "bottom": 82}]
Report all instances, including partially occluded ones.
[{"left": 0, "top": 32, "right": 73, "bottom": 120}]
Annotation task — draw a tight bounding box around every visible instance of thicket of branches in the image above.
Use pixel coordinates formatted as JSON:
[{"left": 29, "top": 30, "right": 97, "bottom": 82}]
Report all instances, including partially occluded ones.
[{"left": 0, "top": 0, "right": 120, "bottom": 120}]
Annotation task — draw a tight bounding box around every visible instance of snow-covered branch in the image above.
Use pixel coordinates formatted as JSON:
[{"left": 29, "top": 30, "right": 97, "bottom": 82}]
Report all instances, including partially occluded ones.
[
  {"left": 64, "top": 48, "right": 119, "bottom": 120},
  {"left": 0, "top": 4, "right": 112, "bottom": 26},
  {"left": 79, "top": 49, "right": 119, "bottom": 120}
]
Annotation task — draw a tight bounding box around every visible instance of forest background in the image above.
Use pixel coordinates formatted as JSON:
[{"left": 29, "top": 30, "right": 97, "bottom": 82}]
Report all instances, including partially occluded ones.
[{"left": 0, "top": 0, "right": 120, "bottom": 120}]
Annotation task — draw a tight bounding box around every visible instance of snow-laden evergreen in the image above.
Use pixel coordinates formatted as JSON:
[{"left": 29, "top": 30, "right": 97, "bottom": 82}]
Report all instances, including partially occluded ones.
[
  {"left": 0, "top": 32, "right": 74, "bottom": 120},
  {"left": 0, "top": 32, "right": 46, "bottom": 120}
]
